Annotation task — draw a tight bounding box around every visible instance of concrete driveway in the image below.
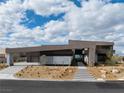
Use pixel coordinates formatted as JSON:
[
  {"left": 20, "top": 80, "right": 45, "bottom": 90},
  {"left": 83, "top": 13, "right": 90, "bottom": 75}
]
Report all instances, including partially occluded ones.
[
  {"left": 14, "top": 62, "right": 39, "bottom": 66},
  {"left": 0, "top": 66, "right": 26, "bottom": 79}
]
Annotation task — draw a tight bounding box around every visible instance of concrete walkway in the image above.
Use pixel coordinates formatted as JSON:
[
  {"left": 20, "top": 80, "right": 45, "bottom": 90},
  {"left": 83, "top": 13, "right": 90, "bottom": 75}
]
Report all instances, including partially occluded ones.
[
  {"left": 74, "top": 67, "right": 96, "bottom": 81},
  {"left": 0, "top": 66, "right": 26, "bottom": 79}
]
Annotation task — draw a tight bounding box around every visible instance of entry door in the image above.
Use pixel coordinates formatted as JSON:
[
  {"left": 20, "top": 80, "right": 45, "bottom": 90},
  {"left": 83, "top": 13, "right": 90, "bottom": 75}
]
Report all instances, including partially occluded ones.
[
  {"left": 75, "top": 49, "right": 84, "bottom": 61},
  {"left": 74, "top": 49, "right": 84, "bottom": 66}
]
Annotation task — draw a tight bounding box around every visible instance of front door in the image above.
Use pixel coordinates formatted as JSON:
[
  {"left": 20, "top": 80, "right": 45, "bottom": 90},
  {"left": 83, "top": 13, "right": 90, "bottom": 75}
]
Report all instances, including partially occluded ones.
[{"left": 74, "top": 49, "right": 84, "bottom": 66}]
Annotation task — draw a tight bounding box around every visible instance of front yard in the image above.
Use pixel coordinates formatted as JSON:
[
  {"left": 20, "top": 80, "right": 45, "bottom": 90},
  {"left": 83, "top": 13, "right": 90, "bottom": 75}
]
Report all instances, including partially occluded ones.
[
  {"left": 15, "top": 66, "right": 78, "bottom": 80},
  {"left": 0, "top": 63, "right": 8, "bottom": 70},
  {"left": 88, "top": 66, "right": 124, "bottom": 80},
  {"left": 15, "top": 65, "right": 124, "bottom": 81}
]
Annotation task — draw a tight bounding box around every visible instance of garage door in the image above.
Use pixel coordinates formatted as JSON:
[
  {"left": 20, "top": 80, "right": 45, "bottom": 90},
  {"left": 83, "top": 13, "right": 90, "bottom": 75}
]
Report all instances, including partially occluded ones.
[
  {"left": 53, "top": 56, "right": 72, "bottom": 65},
  {"left": 46, "top": 56, "right": 72, "bottom": 65}
]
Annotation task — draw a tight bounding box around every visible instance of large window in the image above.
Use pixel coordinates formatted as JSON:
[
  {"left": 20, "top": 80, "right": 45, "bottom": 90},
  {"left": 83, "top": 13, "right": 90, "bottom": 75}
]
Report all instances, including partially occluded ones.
[
  {"left": 74, "top": 49, "right": 83, "bottom": 62},
  {"left": 97, "top": 54, "right": 106, "bottom": 63},
  {"left": 97, "top": 45, "right": 112, "bottom": 50},
  {"left": 74, "top": 54, "right": 83, "bottom": 62}
]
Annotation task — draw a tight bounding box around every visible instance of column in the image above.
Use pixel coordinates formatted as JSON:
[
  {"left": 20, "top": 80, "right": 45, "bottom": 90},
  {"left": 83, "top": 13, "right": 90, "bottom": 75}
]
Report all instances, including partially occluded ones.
[
  {"left": 6, "top": 53, "right": 13, "bottom": 66},
  {"left": 88, "top": 47, "right": 96, "bottom": 66}
]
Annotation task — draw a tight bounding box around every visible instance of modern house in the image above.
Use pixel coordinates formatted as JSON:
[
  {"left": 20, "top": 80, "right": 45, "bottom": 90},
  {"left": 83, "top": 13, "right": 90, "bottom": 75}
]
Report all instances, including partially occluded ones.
[{"left": 5, "top": 40, "right": 114, "bottom": 66}]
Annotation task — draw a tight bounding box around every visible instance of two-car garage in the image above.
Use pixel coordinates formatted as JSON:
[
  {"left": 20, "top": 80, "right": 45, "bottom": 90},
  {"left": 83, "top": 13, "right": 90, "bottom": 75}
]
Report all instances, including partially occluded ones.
[{"left": 25, "top": 50, "right": 73, "bottom": 65}]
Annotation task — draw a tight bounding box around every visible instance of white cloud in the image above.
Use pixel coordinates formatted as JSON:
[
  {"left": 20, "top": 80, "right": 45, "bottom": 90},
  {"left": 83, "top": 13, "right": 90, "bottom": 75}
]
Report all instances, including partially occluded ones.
[
  {"left": 23, "top": 0, "right": 73, "bottom": 16},
  {"left": 0, "top": 0, "right": 124, "bottom": 55},
  {"left": 0, "top": 0, "right": 37, "bottom": 47},
  {"left": 0, "top": 0, "right": 24, "bottom": 34}
]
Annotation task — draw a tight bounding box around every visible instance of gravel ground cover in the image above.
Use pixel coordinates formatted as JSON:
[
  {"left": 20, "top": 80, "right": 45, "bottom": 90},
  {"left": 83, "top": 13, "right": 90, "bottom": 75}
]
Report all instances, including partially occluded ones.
[{"left": 15, "top": 66, "right": 78, "bottom": 80}]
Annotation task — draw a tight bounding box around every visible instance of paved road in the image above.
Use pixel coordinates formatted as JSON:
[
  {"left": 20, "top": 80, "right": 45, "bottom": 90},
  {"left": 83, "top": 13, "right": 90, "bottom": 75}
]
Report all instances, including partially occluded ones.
[{"left": 1, "top": 80, "right": 124, "bottom": 93}]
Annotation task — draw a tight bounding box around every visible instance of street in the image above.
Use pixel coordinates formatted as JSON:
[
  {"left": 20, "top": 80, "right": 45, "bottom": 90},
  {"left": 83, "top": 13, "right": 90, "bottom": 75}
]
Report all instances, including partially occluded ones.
[{"left": 1, "top": 80, "right": 124, "bottom": 93}]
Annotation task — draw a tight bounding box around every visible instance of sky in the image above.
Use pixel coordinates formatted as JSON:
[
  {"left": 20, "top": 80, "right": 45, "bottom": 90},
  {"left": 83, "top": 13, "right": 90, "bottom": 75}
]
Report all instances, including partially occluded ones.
[{"left": 0, "top": 0, "right": 124, "bottom": 55}]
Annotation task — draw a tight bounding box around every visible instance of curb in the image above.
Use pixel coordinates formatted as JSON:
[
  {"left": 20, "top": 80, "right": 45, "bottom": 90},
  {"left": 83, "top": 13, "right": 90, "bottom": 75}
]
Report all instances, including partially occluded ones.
[{"left": 0, "top": 76, "right": 105, "bottom": 82}]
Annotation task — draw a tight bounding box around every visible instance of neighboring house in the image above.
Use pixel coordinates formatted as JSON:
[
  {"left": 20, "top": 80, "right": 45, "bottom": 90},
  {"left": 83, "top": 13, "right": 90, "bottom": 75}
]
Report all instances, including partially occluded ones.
[
  {"left": 0, "top": 49, "right": 6, "bottom": 63},
  {"left": 0, "top": 54, "right": 6, "bottom": 63},
  {"left": 5, "top": 40, "right": 114, "bottom": 66}
]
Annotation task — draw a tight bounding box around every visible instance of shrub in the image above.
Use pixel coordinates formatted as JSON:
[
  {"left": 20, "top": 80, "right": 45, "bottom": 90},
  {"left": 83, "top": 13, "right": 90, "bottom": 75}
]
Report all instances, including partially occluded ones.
[
  {"left": 94, "top": 63, "right": 105, "bottom": 66},
  {"left": 105, "top": 49, "right": 119, "bottom": 66},
  {"left": 105, "top": 59, "right": 117, "bottom": 66}
]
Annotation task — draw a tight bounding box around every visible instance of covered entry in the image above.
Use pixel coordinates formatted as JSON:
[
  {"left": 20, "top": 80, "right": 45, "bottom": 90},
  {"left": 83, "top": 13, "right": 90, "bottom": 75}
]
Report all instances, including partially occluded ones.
[{"left": 71, "top": 48, "right": 89, "bottom": 66}]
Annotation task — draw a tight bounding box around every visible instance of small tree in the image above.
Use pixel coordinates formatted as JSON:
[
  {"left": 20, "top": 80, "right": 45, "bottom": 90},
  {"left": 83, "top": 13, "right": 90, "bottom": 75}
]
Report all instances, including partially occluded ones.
[
  {"left": 122, "top": 57, "right": 124, "bottom": 62},
  {"left": 105, "top": 49, "right": 117, "bottom": 66}
]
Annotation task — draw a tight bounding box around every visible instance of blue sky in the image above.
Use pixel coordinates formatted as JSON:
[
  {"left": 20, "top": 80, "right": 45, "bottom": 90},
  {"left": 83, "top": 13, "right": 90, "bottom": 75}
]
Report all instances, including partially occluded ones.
[
  {"left": 112, "top": 0, "right": 124, "bottom": 3},
  {"left": 20, "top": 10, "right": 65, "bottom": 29},
  {"left": 0, "top": 0, "right": 124, "bottom": 55}
]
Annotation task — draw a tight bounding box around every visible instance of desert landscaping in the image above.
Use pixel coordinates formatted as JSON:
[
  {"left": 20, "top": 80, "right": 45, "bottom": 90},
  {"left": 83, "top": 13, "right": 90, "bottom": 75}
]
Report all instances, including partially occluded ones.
[
  {"left": 0, "top": 63, "right": 8, "bottom": 70},
  {"left": 15, "top": 66, "right": 78, "bottom": 80},
  {"left": 88, "top": 66, "right": 124, "bottom": 80}
]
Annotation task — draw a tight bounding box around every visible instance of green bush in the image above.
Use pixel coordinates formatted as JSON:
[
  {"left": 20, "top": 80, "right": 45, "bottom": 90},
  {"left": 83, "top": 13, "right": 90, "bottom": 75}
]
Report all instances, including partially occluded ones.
[
  {"left": 105, "top": 49, "right": 120, "bottom": 66},
  {"left": 94, "top": 63, "right": 102, "bottom": 66},
  {"left": 105, "top": 59, "right": 117, "bottom": 66}
]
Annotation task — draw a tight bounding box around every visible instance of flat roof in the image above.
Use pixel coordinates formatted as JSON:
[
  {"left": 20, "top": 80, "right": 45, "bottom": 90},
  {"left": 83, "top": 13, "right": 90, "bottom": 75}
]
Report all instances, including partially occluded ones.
[
  {"left": 6, "top": 40, "right": 114, "bottom": 53},
  {"left": 69, "top": 40, "right": 114, "bottom": 45}
]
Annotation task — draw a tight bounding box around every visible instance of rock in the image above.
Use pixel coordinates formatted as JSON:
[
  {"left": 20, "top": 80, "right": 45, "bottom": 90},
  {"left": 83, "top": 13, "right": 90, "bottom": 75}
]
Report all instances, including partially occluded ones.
[
  {"left": 101, "top": 74, "right": 106, "bottom": 78},
  {"left": 112, "top": 69, "right": 119, "bottom": 73},
  {"left": 68, "top": 70, "right": 73, "bottom": 73},
  {"left": 100, "top": 70, "right": 106, "bottom": 74}
]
